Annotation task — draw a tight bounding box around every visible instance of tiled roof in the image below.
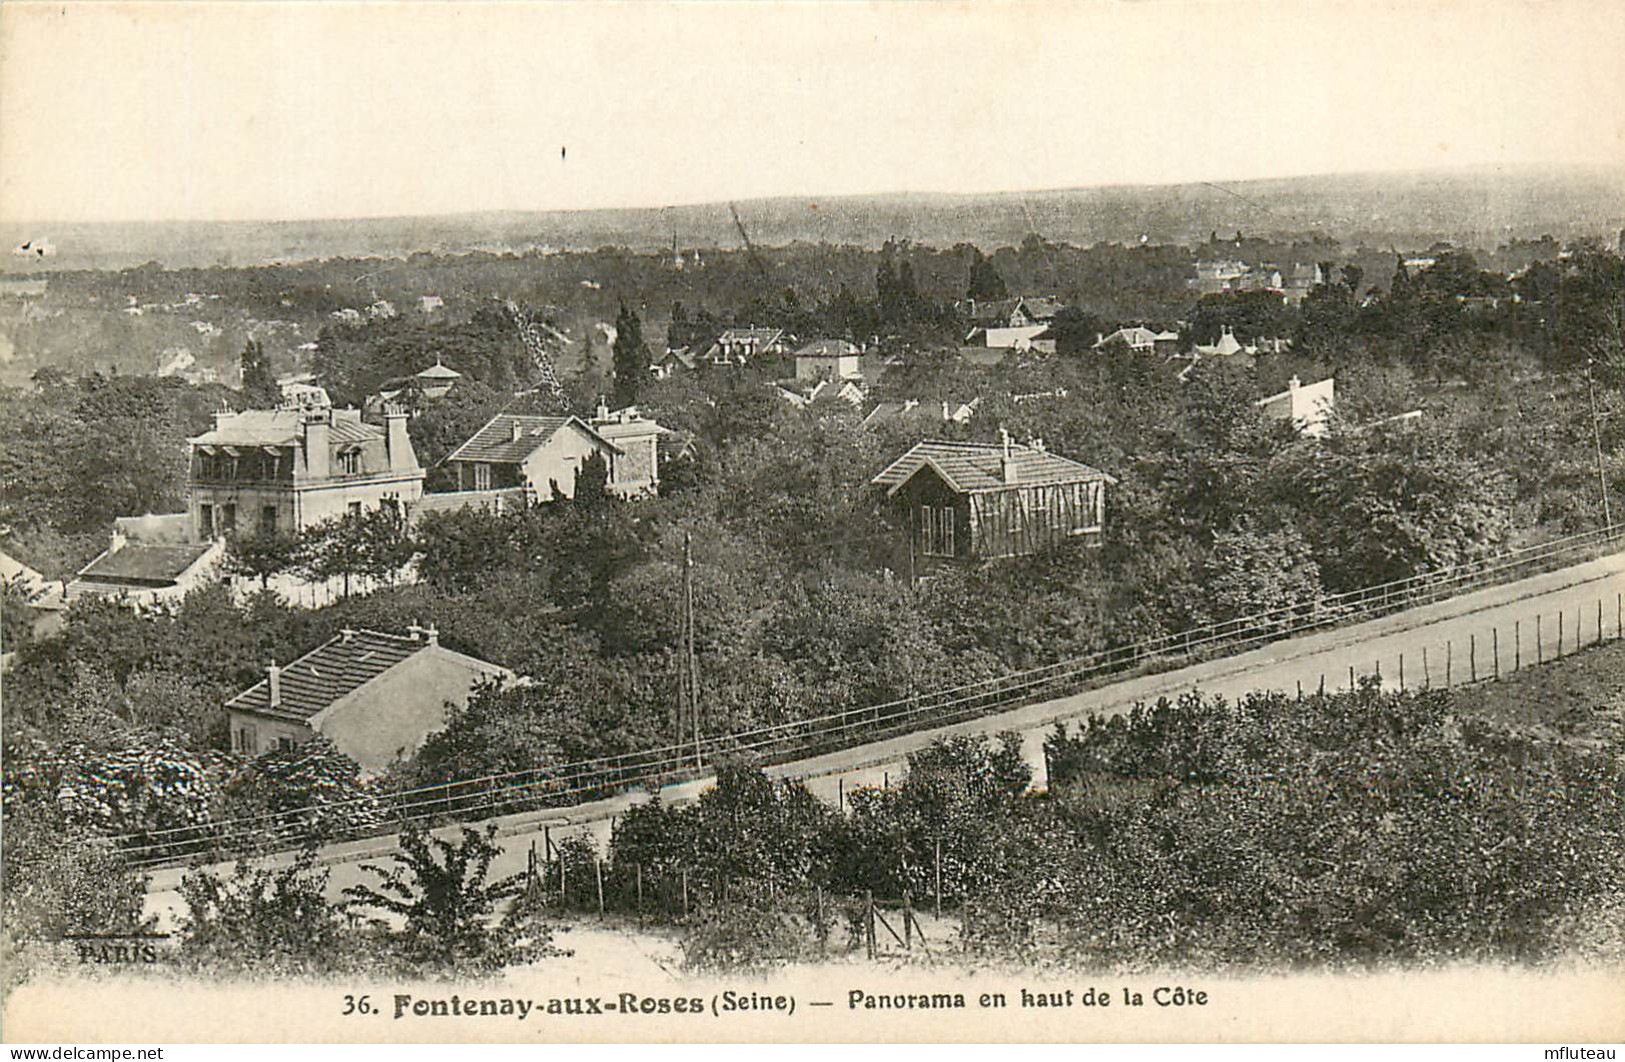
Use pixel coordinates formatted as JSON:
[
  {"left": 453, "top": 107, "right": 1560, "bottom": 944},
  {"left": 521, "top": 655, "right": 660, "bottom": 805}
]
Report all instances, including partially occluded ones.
[
  {"left": 861, "top": 398, "right": 979, "bottom": 428},
  {"left": 719, "top": 328, "right": 783, "bottom": 343},
  {"left": 190, "top": 410, "right": 380, "bottom": 448},
  {"left": 444, "top": 415, "right": 622, "bottom": 465},
  {"left": 226, "top": 630, "right": 430, "bottom": 723},
  {"left": 656, "top": 347, "right": 698, "bottom": 370},
  {"left": 77, "top": 542, "right": 215, "bottom": 584},
  {"left": 795, "top": 339, "right": 861, "bottom": 358},
  {"left": 872, "top": 440, "right": 1116, "bottom": 495},
  {"left": 416, "top": 362, "right": 462, "bottom": 380},
  {"left": 408, "top": 487, "right": 531, "bottom": 523},
  {"left": 1016, "top": 296, "right": 1063, "bottom": 319}
]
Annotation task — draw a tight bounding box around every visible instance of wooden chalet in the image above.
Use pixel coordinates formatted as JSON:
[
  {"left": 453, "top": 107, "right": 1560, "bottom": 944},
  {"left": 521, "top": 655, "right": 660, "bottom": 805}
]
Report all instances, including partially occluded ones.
[{"left": 871, "top": 433, "right": 1116, "bottom": 566}]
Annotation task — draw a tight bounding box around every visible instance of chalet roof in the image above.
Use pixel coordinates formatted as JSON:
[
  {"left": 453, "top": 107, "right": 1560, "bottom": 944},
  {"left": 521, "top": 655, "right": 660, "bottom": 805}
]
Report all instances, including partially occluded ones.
[
  {"left": 416, "top": 361, "right": 462, "bottom": 381},
  {"left": 871, "top": 440, "right": 1116, "bottom": 496},
  {"left": 445, "top": 414, "right": 623, "bottom": 465},
  {"left": 226, "top": 629, "right": 434, "bottom": 723},
  {"left": 77, "top": 541, "right": 215, "bottom": 585},
  {"left": 655, "top": 347, "right": 697, "bottom": 371},
  {"left": 190, "top": 409, "right": 380, "bottom": 448},
  {"left": 718, "top": 327, "right": 784, "bottom": 343}
]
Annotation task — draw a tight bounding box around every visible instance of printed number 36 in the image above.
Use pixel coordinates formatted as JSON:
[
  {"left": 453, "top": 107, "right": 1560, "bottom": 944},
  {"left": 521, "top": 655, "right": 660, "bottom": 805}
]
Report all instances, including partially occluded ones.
[{"left": 343, "top": 995, "right": 373, "bottom": 1015}]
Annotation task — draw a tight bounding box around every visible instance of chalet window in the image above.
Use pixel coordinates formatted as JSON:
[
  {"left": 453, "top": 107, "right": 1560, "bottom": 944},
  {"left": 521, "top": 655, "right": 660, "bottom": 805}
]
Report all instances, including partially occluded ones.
[
  {"left": 199, "top": 504, "right": 214, "bottom": 539},
  {"left": 276, "top": 737, "right": 296, "bottom": 752},
  {"left": 474, "top": 463, "right": 492, "bottom": 491},
  {"left": 236, "top": 725, "right": 257, "bottom": 755},
  {"left": 347, "top": 501, "right": 363, "bottom": 519},
  {"left": 921, "top": 504, "right": 956, "bottom": 558},
  {"left": 221, "top": 504, "right": 237, "bottom": 534},
  {"left": 261, "top": 506, "right": 277, "bottom": 533},
  {"left": 338, "top": 449, "right": 362, "bottom": 475}
]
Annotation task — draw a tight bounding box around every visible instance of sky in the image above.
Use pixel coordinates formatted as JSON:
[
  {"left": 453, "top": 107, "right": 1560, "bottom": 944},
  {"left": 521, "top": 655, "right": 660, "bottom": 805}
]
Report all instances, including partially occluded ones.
[{"left": 2, "top": 0, "right": 1623, "bottom": 223}]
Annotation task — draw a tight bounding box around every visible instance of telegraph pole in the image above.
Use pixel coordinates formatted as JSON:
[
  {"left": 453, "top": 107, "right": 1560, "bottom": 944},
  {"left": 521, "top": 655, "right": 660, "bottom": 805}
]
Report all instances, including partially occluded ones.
[
  {"left": 1586, "top": 356, "right": 1613, "bottom": 530},
  {"left": 684, "top": 530, "right": 703, "bottom": 770}
]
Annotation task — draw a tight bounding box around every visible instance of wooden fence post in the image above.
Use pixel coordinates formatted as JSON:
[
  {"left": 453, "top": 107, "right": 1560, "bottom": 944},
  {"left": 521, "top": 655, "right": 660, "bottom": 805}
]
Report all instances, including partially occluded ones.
[
  {"left": 1422, "top": 646, "right": 1430, "bottom": 689},
  {"left": 934, "top": 839, "right": 943, "bottom": 920},
  {"left": 681, "top": 869, "right": 689, "bottom": 919},
  {"left": 1470, "top": 632, "right": 1477, "bottom": 683},
  {"left": 1559, "top": 611, "right": 1565, "bottom": 658},
  {"left": 816, "top": 887, "right": 826, "bottom": 954},
  {"left": 1349, "top": 665, "right": 1355, "bottom": 692},
  {"left": 636, "top": 863, "right": 644, "bottom": 924},
  {"left": 1446, "top": 640, "right": 1453, "bottom": 687},
  {"left": 865, "top": 890, "right": 876, "bottom": 960},
  {"left": 1493, "top": 627, "right": 1499, "bottom": 680},
  {"left": 1398, "top": 654, "right": 1404, "bottom": 692},
  {"left": 1599, "top": 599, "right": 1605, "bottom": 647},
  {"left": 594, "top": 857, "right": 605, "bottom": 916},
  {"left": 904, "top": 892, "right": 913, "bottom": 951},
  {"left": 1537, "top": 615, "right": 1544, "bottom": 665},
  {"left": 1515, "top": 620, "right": 1521, "bottom": 671}
]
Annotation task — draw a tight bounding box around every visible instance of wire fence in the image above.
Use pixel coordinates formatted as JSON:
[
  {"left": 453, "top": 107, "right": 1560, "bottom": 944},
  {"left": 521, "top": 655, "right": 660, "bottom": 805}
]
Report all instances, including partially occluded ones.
[
  {"left": 517, "top": 830, "right": 943, "bottom": 962},
  {"left": 113, "top": 522, "right": 1625, "bottom": 867}
]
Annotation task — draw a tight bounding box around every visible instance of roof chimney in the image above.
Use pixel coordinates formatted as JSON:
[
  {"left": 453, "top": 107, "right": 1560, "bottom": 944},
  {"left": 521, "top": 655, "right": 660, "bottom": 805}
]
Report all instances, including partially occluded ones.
[
  {"left": 1000, "top": 427, "right": 1018, "bottom": 484},
  {"left": 383, "top": 403, "right": 417, "bottom": 472},
  {"left": 595, "top": 396, "right": 610, "bottom": 422},
  {"left": 267, "top": 664, "right": 282, "bottom": 707},
  {"left": 339, "top": 627, "right": 356, "bottom": 643},
  {"left": 1289, "top": 375, "right": 1301, "bottom": 390},
  {"left": 511, "top": 419, "right": 524, "bottom": 442}
]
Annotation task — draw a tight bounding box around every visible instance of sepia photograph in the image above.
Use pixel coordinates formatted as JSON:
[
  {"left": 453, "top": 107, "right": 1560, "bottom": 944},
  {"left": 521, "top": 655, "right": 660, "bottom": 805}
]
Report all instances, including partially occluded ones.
[{"left": 1, "top": 0, "right": 1623, "bottom": 1048}]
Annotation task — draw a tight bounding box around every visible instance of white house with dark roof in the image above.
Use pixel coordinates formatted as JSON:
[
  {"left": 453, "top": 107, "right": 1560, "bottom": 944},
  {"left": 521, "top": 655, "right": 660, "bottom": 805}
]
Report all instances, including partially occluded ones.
[
  {"left": 444, "top": 413, "right": 625, "bottom": 500},
  {"left": 1095, "top": 326, "right": 1182, "bottom": 354},
  {"left": 703, "top": 327, "right": 788, "bottom": 366},
  {"left": 225, "top": 626, "right": 513, "bottom": 771},
  {"left": 794, "top": 338, "right": 864, "bottom": 381},
  {"left": 871, "top": 432, "right": 1116, "bottom": 565}
]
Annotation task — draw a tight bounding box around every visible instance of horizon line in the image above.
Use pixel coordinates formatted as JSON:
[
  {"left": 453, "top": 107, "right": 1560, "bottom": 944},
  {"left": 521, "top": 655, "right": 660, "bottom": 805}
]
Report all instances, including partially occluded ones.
[{"left": 7, "top": 160, "right": 1619, "bottom": 230}]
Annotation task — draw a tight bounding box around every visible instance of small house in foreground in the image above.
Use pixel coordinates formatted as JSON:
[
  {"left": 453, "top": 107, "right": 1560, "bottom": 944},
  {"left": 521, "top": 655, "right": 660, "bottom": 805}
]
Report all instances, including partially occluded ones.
[
  {"left": 871, "top": 434, "right": 1117, "bottom": 566},
  {"left": 225, "top": 626, "right": 512, "bottom": 772}
]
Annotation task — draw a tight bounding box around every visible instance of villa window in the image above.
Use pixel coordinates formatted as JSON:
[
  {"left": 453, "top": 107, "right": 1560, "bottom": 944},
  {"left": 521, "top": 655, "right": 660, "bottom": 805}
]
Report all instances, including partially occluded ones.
[{"left": 921, "top": 504, "right": 956, "bottom": 558}]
